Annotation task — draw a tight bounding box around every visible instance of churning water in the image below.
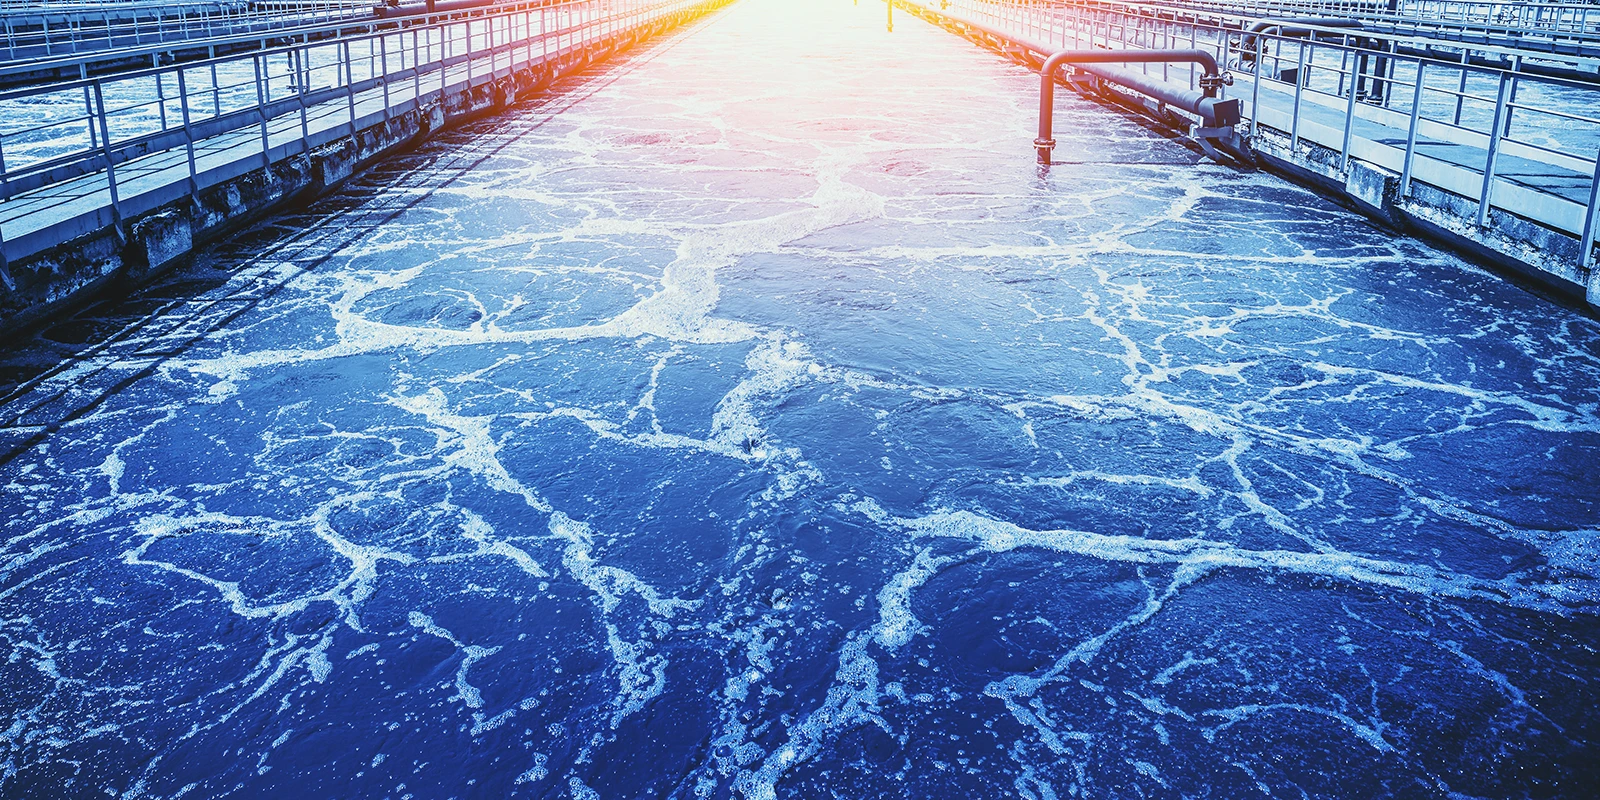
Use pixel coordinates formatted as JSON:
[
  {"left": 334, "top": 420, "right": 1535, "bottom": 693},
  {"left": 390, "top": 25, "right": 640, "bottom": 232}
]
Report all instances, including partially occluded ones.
[{"left": 1, "top": 1, "right": 1598, "bottom": 798}]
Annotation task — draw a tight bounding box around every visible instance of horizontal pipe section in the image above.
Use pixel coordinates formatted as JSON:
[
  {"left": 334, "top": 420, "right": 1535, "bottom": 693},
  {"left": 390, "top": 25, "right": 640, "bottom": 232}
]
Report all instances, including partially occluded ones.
[
  {"left": 1036, "top": 49, "right": 1240, "bottom": 163},
  {"left": 895, "top": 7, "right": 1240, "bottom": 164}
]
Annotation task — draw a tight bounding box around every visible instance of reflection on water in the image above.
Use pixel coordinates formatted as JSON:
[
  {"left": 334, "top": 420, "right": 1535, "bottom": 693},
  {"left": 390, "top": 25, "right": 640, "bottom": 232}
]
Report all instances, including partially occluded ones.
[{"left": 1, "top": 1, "right": 1597, "bottom": 798}]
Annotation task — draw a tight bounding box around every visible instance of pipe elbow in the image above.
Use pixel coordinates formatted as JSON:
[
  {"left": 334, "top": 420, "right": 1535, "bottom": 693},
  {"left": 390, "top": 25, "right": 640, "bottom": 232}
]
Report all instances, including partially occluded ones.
[{"left": 1040, "top": 50, "right": 1075, "bottom": 78}]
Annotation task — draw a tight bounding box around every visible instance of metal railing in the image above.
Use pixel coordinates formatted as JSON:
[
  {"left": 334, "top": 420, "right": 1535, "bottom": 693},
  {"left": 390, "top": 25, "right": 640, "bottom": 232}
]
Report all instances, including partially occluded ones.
[
  {"left": 1140, "top": 0, "right": 1600, "bottom": 39},
  {"left": 901, "top": 0, "right": 1600, "bottom": 268},
  {"left": 0, "top": 0, "right": 712, "bottom": 268},
  {"left": 0, "top": 1, "right": 375, "bottom": 61},
  {"left": 1127, "top": 0, "right": 1600, "bottom": 58}
]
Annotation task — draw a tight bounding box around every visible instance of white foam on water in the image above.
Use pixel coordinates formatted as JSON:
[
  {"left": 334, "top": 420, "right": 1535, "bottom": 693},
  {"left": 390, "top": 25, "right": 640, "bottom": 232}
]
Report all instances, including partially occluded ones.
[
  {"left": 4, "top": 0, "right": 1599, "bottom": 794},
  {"left": 874, "top": 546, "right": 959, "bottom": 650},
  {"left": 385, "top": 386, "right": 699, "bottom": 726},
  {"left": 734, "top": 633, "right": 888, "bottom": 800},
  {"left": 568, "top": 776, "right": 601, "bottom": 800},
  {"left": 1202, "top": 703, "right": 1393, "bottom": 752},
  {"left": 408, "top": 611, "right": 503, "bottom": 713},
  {"left": 898, "top": 509, "right": 1589, "bottom": 614}
]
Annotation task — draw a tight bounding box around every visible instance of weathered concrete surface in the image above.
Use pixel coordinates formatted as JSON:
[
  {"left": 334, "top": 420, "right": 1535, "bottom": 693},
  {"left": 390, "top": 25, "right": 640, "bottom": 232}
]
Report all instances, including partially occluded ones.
[
  {"left": 0, "top": 0, "right": 731, "bottom": 338},
  {"left": 1252, "top": 130, "right": 1594, "bottom": 305}
]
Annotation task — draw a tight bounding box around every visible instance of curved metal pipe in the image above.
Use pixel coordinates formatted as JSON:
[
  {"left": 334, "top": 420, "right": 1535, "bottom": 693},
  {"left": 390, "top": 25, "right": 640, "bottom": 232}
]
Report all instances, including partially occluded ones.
[
  {"left": 886, "top": 5, "right": 1241, "bottom": 165},
  {"left": 1037, "top": 49, "right": 1236, "bottom": 163},
  {"left": 1247, "top": 18, "right": 1364, "bottom": 34},
  {"left": 376, "top": 0, "right": 497, "bottom": 19},
  {"left": 1240, "top": 18, "right": 1363, "bottom": 54}
]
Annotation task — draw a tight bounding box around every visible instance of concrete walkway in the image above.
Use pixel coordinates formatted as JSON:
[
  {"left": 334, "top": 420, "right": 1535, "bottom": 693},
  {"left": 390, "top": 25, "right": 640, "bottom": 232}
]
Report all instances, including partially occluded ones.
[{"left": 0, "top": 29, "right": 607, "bottom": 266}]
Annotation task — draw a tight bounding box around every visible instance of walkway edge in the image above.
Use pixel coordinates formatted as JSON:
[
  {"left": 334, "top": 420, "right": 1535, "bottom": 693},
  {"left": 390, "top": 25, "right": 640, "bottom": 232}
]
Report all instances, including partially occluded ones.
[{"left": 0, "top": 0, "right": 735, "bottom": 339}]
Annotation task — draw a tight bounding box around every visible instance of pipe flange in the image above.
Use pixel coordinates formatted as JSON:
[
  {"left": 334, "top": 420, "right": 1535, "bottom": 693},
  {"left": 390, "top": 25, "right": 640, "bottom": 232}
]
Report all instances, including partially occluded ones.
[{"left": 1033, "top": 137, "right": 1057, "bottom": 150}]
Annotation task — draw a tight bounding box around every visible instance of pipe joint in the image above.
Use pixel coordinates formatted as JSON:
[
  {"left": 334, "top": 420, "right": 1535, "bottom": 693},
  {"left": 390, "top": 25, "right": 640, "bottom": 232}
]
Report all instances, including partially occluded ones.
[{"left": 1197, "top": 71, "right": 1232, "bottom": 97}]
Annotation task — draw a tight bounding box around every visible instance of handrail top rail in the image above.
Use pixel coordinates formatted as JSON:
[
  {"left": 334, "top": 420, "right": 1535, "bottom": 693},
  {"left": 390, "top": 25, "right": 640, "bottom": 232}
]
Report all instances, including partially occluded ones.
[
  {"left": 1133, "top": 0, "right": 1600, "bottom": 18},
  {"left": 1051, "top": 0, "right": 1600, "bottom": 65},
  {"left": 0, "top": 0, "right": 609, "bottom": 99},
  {"left": 0, "top": 0, "right": 697, "bottom": 196},
  {"left": 929, "top": 0, "right": 1600, "bottom": 84},
  {"left": 0, "top": 0, "right": 597, "bottom": 80},
  {"left": 993, "top": 0, "right": 1600, "bottom": 84}
]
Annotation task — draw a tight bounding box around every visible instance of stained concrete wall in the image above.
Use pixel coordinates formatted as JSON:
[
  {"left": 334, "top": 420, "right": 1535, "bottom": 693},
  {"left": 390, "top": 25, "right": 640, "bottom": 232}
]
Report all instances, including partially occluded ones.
[{"left": 1250, "top": 132, "right": 1598, "bottom": 308}]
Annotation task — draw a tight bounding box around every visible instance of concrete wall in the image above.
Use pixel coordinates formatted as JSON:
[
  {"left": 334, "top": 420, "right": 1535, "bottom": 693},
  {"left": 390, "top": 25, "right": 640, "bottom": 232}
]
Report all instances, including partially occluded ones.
[{"left": 1250, "top": 131, "right": 1598, "bottom": 308}]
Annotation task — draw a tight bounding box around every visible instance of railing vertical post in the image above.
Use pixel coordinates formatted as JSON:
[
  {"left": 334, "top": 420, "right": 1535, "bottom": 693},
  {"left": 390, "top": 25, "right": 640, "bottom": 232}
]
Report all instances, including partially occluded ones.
[
  {"left": 413, "top": 28, "right": 422, "bottom": 107},
  {"left": 1581, "top": 149, "right": 1600, "bottom": 270},
  {"left": 1400, "top": 61, "right": 1426, "bottom": 197},
  {"left": 1503, "top": 53, "right": 1521, "bottom": 137},
  {"left": 153, "top": 54, "right": 169, "bottom": 130},
  {"left": 1477, "top": 72, "right": 1511, "bottom": 227},
  {"left": 253, "top": 54, "right": 271, "bottom": 168},
  {"left": 1336, "top": 42, "right": 1349, "bottom": 98},
  {"left": 343, "top": 40, "right": 358, "bottom": 137},
  {"left": 1452, "top": 48, "right": 1468, "bottom": 125},
  {"left": 293, "top": 48, "right": 311, "bottom": 149},
  {"left": 209, "top": 47, "right": 221, "bottom": 117},
  {"left": 80, "top": 64, "right": 98, "bottom": 150},
  {"left": 1290, "top": 41, "right": 1307, "bottom": 150},
  {"left": 90, "top": 82, "right": 123, "bottom": 234},
  {"left": 1339, "top": 44, "right": 1361, "bottom": 171},
  {"left": 380, "top": 33, "right": 392, "bottom": 121},
  {"left": 1188, "top": 13, "right": 1197, "bottom": 90},
  {"left": 0, "top": 120, "right": 9, "bottom": 197},
  {"left": 175, "top": 68, "right": 200, "bottom": 196}
]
